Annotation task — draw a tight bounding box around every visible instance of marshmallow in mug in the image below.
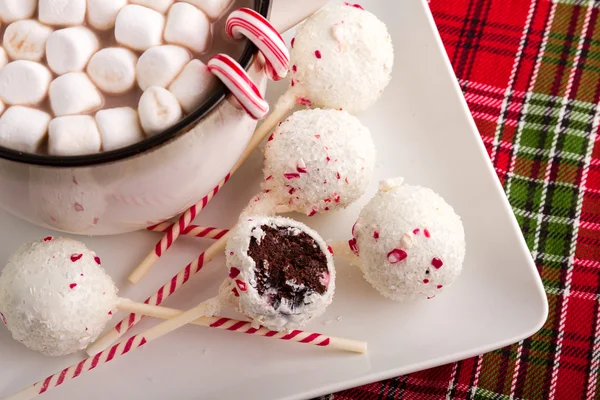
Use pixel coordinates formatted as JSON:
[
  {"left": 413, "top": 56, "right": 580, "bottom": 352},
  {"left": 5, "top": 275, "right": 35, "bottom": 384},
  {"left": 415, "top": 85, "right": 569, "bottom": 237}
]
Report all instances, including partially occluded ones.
[
  {"left": 136, "top": 45, "right": 191, "bottom": 91},
  {"left": 168, "top": 59, "right": 218, "bottom": 113},
  {"left": 88, "top": 47, "right": 138, "bottom": 94},
  {"left": 46, "top": 27, "right": 100, "bottom": 75},
  {"left": 182, "top": 0, "right": 233, "bottom": 20},
  {"left": 138, "top": 86, "right": 182, "bottom": 136},
  {"left": 48, "top": 115, "right": 102, "bottom": 156},
  {"left": 49, "top": 72, "right": 103, "bottom": 117},
  {"left": 3, "top": 20, "right": 53, "bottom": 62},
  {"left": 130, "top": 0, "right": 174, "bottom": 14},
  {"left": 86, "top": 0, "right": 127, "bottom": 30},
  {"left": 164, "top": 2, "right": 211, "bottom": 54},
  {"left": 39, "top": 0, "right": 87, "bottom": 26},
  {"left": 0, "top": 0, "right": 36, "bottom": 23},
  {"left": 115, "top": 5, "right": 165, "bottom": 52},
  {"left": 0, "top": 106, "right": 51, "bottom": 153},
  {"left": 95, "top": 107, "right": 144, "bottom": 151},
  {"left": 0, "top": 61, "right": 52, "bottom": 106}
]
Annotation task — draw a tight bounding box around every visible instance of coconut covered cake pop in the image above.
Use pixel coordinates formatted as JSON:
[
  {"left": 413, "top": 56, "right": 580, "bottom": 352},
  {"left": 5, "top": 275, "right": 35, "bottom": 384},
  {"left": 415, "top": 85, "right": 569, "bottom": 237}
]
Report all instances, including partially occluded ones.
[
  {"left": 251, "top": 108, "right": 375, "bottom": 218},
  {"left": 350, "top": 178, "right": 466, "bottom": 301},
  {"left": 290, "top": 3, "right": 394, "bottom": 114},
  {"left": 224, "top": 216, "right": 335, "bottom": 331},
  {"left": 0, "top": 237, "right": 118, "bottom": 356}
]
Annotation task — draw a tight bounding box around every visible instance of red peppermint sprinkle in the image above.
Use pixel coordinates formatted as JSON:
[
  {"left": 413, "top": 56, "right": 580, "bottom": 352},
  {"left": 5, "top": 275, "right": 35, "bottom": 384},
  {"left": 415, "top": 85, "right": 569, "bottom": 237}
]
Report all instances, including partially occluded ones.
[
  {"left": 69, "top": 283, "right": 77, "bottom": 289},
  {"left": 315, "top": 50, "right": 322, "bottom": 59},
  {"left": 73, "top": 202, "right": 84, "bottom": 212},
  {"left": 413, "top": 228, "right": 420, "bottom": 235},
  {"left": 348, "top": 238, "right": 359, "bottom": 256},
  {"left": 336, "top": 172, "right": 341, "bottom": 180},
  {"left": 428, "top": 295, "right": 436, "bottom": 300},
  {"left": 267, "top": 133, "right": 274, "bottom": 142},
  {"left": 94, "top": 256, "right": 101, "bottom": 265},
  {"left": 333, "top": 194, "right": 341, "bottom": 203},
  {"left": 80, "top": 274, "right": 84, "bottom": 277},
  {"left": 229, "top": 267, "right": 241, "bottom": 279},
  {"left": 324, "top": 207, "right": 330, "bottom": 211},
  {"left": 108, "top": 311, "right": 113, "bottom": 316},
  {"left": 437, "top": 285, "right": 443, "bottom": 289},
  {"left": 236, "top": 280, "right": 247, "bottom": 292},
  {"left": 297, "top": 97, "right": 312, "bottom": 107},
  {"left": 308, "top": 209, "right": 317, "bottom": 217},
  {"left": 266, "top": 175, "right": 273, "bottom": 181},
  {"left": 230, "top": 252, "right": 234, "bottom": 256},
  {"left": 344, "top": 2, "right": 364, "bottom": 9},
  {"left": 291, "top": 79, "right": 296, "bottom": 87},
  {"left": 424, "top": 229, "right": 431, "bottom": 238},
  {"left": 324, "top": 198, "right": 331, "bottom": 203},
  {"left": 43, "top": 236, "right": 53, "bottom": 242},
  {"left": 284, "top": 172, "right": 301, "bottom": 179},
  {"left": 387, "top": 249, "right": 408, "bottom": 264},
  {"left": 1, "top": 312, "right": 7, "bottom": 325},
  {"left": 291, "top": 37, "right": 295, "bottom": 48},
  {"left": 288, "top": 187, "right": 296, "bottom": 195},
  {"left": 315, "top": 134, "right": 321, "bottom": 139},
  {"left": 373, "top": 231, "right": 380, "bottom": 240},
  {"left": 297, "top": 159, "right": 307, "bottom": 173},
  {"left": 70, "top": 254, "right": 83, "bottom": 262},
  {"left": 231, "top": 287, "right": 240, "bottom": 297},
  {"left": 326, "top": 156, "right": 331, "bottom": 162},
  {"left": 431, "top": 258, "right": 443, "bottom": 269},
  {"left": 292, "top": 65, "right": 297, "bottom": 72},
  {"left": 327, "top": 245, "right": 334, "bottom": 255},
  {"left": 423, "top": 279, "right": 429, "bottom": 284}
]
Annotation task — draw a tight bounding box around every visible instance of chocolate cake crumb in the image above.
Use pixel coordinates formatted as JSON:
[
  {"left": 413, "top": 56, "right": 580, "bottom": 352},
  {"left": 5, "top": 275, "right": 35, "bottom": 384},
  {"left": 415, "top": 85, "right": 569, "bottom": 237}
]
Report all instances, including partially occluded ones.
[{"left": 248, "top": 225, "right": 329, "bottom": 310}]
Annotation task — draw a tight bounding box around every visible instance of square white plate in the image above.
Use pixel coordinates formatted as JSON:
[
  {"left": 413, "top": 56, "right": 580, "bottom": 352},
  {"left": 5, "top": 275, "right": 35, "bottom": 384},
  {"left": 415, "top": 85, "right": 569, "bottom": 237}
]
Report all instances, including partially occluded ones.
[{"left": 0, "top": 0, "right": 548, "bottom": 399}]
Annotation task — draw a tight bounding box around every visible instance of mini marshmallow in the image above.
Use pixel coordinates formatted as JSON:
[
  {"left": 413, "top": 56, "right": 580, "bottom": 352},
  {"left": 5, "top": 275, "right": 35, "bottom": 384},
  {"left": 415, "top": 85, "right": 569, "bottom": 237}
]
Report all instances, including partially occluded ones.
[
  {"left": 130, "top": 0, "right": 173, "bottom": 13},
  {"left": 3, "top": 20, "right": 53, "bottom": 62},
  {"left": 39, "top": 0, "right": 87, "bottom": 26},
  {"left": 115, "top": 5, "right": 165, "bottom": 52},
  {"left": 164, "top": 2, "right": 211, "bottom": 53},
  {"left": 138, "top": 86, "right": 182, "bottom": 136},
  {"left": 48, "top": 115, "right": 101, "bottom": 156},
  {"left": 0, "top": 106, "right": 51, "bottom": 152},
  {"left": 0, "top": 61, "right": 52, "bottom": 105},
  {"left": 49, "top": 73, "right": 103, "bottom": 117},
  {"left": 136, "top": 45, "right": 191, "bottom": 91},
  {"left": 46, "top": 27, "right": 99, "bottom": 75},
  {"left": 168, "top": 59, "right": 217, "bottom": 113},
  {"left": 0, "top": 48, "right": 7, "bottom": 69},
  {"left": 88, "top": 47, "right": 137, "bottom": 94},
  {"left": 0, "top": 0, "right": 37, "bottom": 23},
  {"left": 95, "top": 107, "right": 144, "bottom": 151},
  {"left": 181, "top": 0, "right": 232, "bottom": 20},
  {"left": 86, "top": 0, "right": 127, "bottom": 30}
]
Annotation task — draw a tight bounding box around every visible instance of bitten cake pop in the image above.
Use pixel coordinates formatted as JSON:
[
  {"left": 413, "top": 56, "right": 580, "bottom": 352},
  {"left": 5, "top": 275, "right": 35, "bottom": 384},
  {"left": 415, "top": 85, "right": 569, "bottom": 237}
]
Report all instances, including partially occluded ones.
[
  {"left": 290, "top": 3, "right": 394, "bottom": 114},
  {"left": 259, "top": 108, "right": 376, "bottom": 217},
  {"left": 224, "top": 216, "right": 335, "bottom": 331},
  {"left": 349, "top": 178, "right": 466, "bottom": 301},
  {"left": 0, "top": 237, "right": 118, "bottom": 356}
]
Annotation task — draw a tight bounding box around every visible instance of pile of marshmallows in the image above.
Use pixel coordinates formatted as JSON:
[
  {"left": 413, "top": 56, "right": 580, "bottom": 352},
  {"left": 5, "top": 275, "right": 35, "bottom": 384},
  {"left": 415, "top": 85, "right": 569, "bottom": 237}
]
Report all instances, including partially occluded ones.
[{"left": 0, "top": 0, "right": 231, "bottom": 156}]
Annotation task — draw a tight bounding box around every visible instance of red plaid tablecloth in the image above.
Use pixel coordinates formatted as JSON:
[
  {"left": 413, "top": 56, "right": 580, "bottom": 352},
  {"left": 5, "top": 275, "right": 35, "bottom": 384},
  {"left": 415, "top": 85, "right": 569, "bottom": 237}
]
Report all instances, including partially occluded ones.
[{"left": 325, "top": 0, "right": 600, "bottom": 398}]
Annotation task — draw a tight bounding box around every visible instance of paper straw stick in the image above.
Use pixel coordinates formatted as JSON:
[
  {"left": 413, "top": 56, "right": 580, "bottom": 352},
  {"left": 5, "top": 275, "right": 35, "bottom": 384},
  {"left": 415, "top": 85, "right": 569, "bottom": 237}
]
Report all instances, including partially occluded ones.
[
  {"left": 146, "top": 223, "right": 229, "bottom": 240},
  {"left": 87, "top": 234, "right": 231, "bottom": 356},
  {"left": 128, "top": 91, "right": 296, "bottom": 284}
]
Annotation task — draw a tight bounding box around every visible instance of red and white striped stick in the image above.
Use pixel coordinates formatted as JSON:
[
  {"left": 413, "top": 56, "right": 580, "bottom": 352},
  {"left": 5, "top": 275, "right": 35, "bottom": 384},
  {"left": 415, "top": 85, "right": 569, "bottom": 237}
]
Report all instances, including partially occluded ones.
[
  {"left": 226, "top": 8, "right": 290, "bottom": 81},
  {"left": 146, "top": 223, "right": 229, "bottom": 240},
  {"left": 7, "top": 314, "right": 365, "bottom": 400},
  {"left": 128, "top": 175, "right": 230, "bottom": 284},
  {"left": 208, "top": 53, "right": 269, "bottom": 120}
]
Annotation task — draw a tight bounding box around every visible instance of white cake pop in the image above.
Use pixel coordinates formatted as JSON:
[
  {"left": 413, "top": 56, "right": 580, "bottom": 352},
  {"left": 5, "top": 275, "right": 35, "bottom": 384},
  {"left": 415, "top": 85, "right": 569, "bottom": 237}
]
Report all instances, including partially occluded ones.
[
  {"left": 260, "top": 108, "right": 375, "bottom": 217},
  {"left": 0, "top": 237, "right": 118, "bottom": 356},
  {"left": 350, "top": 178, "right": 466, "bottom": 301},
  {"left": 289, "top": 3, "right": 394, "bottom": 114},
  {"left": 224, "top": 216, "right": 335, "bottom": 331}
]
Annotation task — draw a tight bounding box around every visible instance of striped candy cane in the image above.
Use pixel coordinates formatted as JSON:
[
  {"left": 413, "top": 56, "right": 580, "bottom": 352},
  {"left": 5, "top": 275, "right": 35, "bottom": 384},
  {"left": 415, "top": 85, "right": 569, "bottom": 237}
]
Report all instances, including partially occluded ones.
[
  {"left": 146, "top": 223, "right": 229, "bottom": 240},
  {"left": 128, "top": 175, "right": 230, "bottom": 284},
  {"left": 226, "top": 8, "right": 290, "bottom": 81},
  {"left": 208, "top": 53, "right": 269, "bottom": 120}
]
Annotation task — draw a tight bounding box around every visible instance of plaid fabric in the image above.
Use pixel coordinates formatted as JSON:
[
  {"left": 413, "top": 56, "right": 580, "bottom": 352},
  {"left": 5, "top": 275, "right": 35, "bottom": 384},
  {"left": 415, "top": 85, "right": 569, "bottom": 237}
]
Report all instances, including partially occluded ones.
[{"left": 322, "top": 0, "right": 600, "bottom": 399}]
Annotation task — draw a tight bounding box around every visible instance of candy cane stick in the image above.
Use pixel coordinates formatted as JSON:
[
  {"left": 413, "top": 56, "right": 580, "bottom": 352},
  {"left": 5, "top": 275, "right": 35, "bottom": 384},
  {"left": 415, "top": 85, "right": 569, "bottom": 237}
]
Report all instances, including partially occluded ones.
[
  {"left": 7, "top": 313, "right": 364, "bottom": 400},
  {"left": 146, "top": 223, "right": 229, "bottom": 240}
]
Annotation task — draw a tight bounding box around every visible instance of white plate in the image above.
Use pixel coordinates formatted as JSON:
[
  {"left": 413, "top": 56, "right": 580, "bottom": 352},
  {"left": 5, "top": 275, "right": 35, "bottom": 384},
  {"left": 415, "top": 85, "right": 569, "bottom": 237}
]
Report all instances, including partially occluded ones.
[{"left": 0, "top": 1, "right": 548, "bottom": 399}]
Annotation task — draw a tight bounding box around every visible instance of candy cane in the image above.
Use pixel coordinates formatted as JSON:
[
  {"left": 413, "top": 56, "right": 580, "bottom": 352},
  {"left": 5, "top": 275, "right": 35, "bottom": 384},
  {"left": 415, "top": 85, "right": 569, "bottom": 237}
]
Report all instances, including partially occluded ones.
[
  {"left": 146, "top": 223, "right": 229, "bottom": 240},
  {"left": 226, "top": 8, "right": 290, "bottom": 81},
  {"left": 208, "top": 53, "right": 269, "bottom": 120}
]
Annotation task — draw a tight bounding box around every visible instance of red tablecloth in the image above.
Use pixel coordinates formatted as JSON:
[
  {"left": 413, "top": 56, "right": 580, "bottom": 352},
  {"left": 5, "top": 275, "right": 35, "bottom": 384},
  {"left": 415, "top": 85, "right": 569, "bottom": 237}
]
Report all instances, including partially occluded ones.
[{"left": 328, "top": 0, "right": 600, "bottom": 398}]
